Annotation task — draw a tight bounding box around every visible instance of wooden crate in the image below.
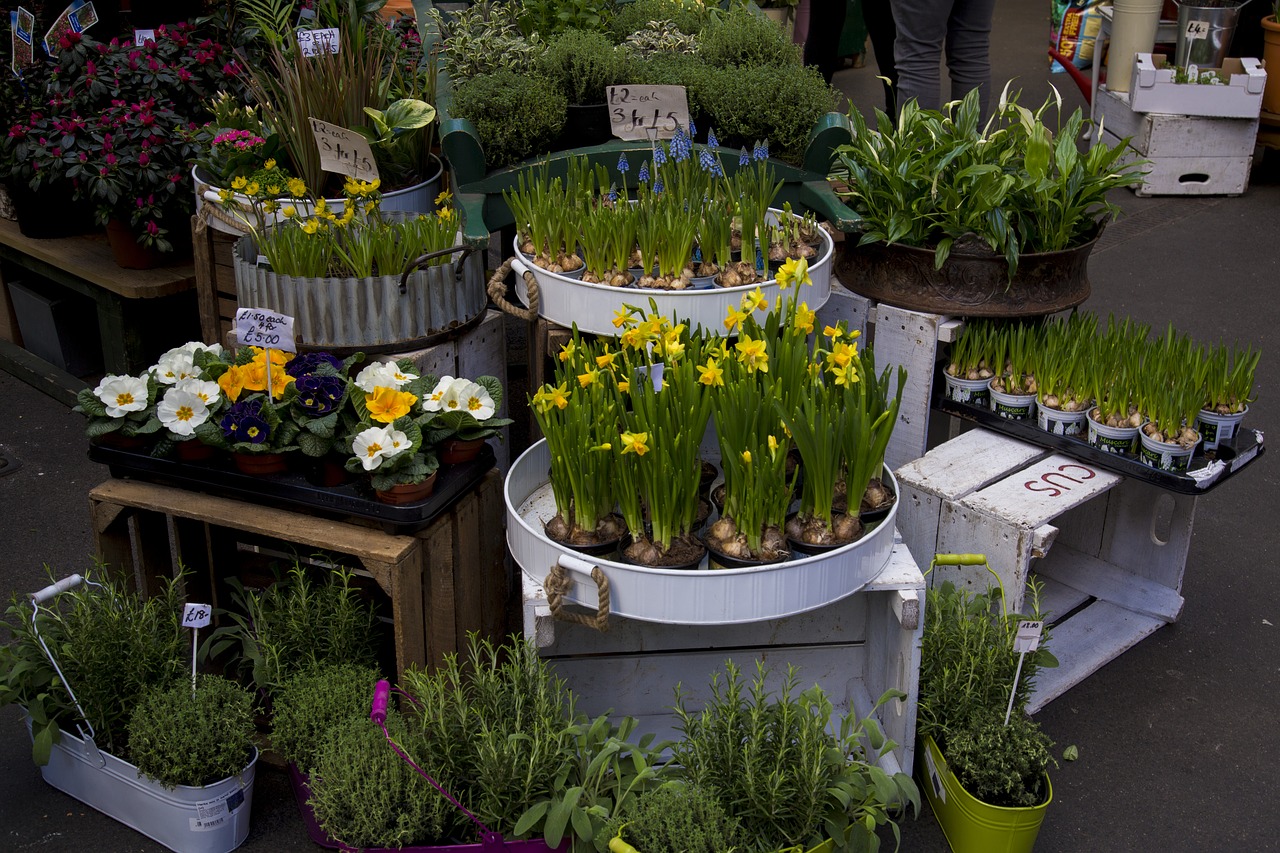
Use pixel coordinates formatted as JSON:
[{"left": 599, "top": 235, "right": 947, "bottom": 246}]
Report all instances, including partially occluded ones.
[
  {"left": 1096, "top": 86, "right": 1258, "bottom": 197},
  {"left": 894, "top": 428, "right": 1196, "bottom": 713},
  {"left": 88, "top": 470, "right": 513, "bottom": 681},
  {"left": 521, "top": 541, "right": 927, "bottom": 777},
  {"left": 192, "top": 214, "right": 239, "bottom": 346}
]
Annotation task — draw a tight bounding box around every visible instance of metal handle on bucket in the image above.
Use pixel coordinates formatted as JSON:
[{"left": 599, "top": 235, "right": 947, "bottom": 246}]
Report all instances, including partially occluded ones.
[
  {"left": 399, "top": 243, "right": 473, "bottom": 295},
  {"left": 29, "top": 574, "right": 106, "bottom": 761}
]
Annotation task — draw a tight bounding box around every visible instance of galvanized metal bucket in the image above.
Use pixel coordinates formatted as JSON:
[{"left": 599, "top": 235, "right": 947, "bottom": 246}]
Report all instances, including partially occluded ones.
[
  {"left": 1174, "top": 0, "right": 1248, "bottom": 69},
  {"left": 233, "top": 213, "right": 486, "bottom": 354}
]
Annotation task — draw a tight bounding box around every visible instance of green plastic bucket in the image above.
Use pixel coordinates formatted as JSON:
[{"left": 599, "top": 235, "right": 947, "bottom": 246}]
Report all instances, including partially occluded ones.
[{"left": 918, "top": 735, "right": 1052, "bottom": 853}]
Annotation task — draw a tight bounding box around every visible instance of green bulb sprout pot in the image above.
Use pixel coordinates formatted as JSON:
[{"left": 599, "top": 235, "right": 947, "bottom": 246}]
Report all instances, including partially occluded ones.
[{"left": 918, "top": 734, "right": 1051, "bottom": 853}]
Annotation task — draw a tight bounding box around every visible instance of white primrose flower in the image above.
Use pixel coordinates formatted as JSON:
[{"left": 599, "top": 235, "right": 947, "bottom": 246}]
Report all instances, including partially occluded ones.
[
  {"left": 421, "top": 375, "right": 456, "bottom": 412},
  {"left": 176, "top": 377, "right": 222, "bottom": 407},
  {"left": 151, "top": 352, "right": 198, "bottom": 385},
  {"left": 352, "top": 424, "right": 410, "bottom": 471},
  {"left": 94, "top": 374, "right": 149, "bottom": 418},
  {"left": 455, "top": 379, "right": 495, "bottom": 420},
  {"left": 354, "top": 361, "right": 418, "bottom": 393},
  {"left": 157, "top": 388, "right": 210, "bottom": 437}
]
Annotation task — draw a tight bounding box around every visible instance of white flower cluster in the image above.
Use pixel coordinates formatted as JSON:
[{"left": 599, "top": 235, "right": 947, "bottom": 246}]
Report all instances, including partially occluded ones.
[
  {"left": 93, "top": 342, "right": 226, "bottom": 435},
  {"left": 422, "top": 375, "right": 496, "bottom": 419}
]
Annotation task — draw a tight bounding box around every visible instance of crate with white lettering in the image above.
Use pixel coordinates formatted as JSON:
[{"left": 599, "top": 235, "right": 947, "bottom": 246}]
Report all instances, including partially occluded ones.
[
  {"left": 895, "top": 429, "right": 1195, "bottom": 712},
  {"left": 521, "top": 540, "right": 927, "bottom": 778}
]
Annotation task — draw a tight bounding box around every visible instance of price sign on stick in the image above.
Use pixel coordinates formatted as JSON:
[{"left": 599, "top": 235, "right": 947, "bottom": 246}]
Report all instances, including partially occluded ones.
[
  {"left": 607, "top": 85, "right": 690, "bottom": 141},
  {"left": 133, "top": 28, "right": 154, "bottom": 45},
  {"left": 1005, "top": 620, "right": 1044, "bottom": 725},
  {"left": 235, "top": 308, "right": 296, "bottom": 353},
  {"left": 309, "top": 117, "right": 378, "bottom": 181},
  {"left": 183, "top": 603, "right": 211, "bottom": 694},
  {"left": 1184, "top": 20, "right": 1209, "bottom": 41}
]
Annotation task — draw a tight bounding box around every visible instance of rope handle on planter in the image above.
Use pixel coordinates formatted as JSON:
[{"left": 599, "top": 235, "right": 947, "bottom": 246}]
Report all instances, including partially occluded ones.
[
  {"left": 370, "top": 680, "right": 506, "bottom": 847},
  {"left": 486, "top": 257, "right": 541, "bottom": 322},
  {"left": 400, "top": 244, "right": 474, "bottom": 295},
  {"left": 544, "top": 556, "right": 610, "bottom": 632}
]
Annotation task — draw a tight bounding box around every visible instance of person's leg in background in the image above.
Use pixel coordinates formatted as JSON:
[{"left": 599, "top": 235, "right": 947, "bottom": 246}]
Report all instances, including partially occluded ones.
[
  {"left": 794, "top": 0, "right": 812, "bottom": 48},
  {"left": 861, "top": 0, "right": 899, "bottom": 115},
  {"left": 889, "top": 0, "right": 949, "bottom": 111},
  {"left": 804, "top": 0, "right": 850, "bottom": 83},
  {"left": 945, "top": 0, "right": 997, "bottom": 118}
]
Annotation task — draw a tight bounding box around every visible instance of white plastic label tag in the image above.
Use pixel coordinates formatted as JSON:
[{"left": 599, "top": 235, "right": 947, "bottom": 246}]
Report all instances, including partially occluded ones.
[
  {"left": 133, "top": 28, "right": 154, "bottom": 45},
  {"left": 297, "top": 26, "right": 339, "bottom": 57},
  {"left": 182, "top": 603, "right": 211, "bottom": 628},
  {"left": 923, "top": 747, "right": 945, "bottom": 803},
  {"left": 1014, "top": 620, "right": 1044, "bottom": 653}
]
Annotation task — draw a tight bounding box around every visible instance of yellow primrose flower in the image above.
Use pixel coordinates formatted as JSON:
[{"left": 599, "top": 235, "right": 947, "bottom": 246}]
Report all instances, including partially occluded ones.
[
  {"left": 287, "top": 178, "right": 307, "bottom": 197},
  {"left": 217, "top": 364, "right": 246, "bottom": 402},
  {"left": 735, "top": 335, "right": 769, "bottom": 373},
  {"left": 620, "top": 431, "right": 649, "bottom": 456},
  {"left": 251, "top": 346, "right": 292, "bottom": 366},
  {"left": 365, "top": 387, "right": 417, "bottom": 423},
  {"left": 697, "top": 357, "right": 724, "bottom": 387},
  {"left": 794, "top": 302, "right": 816, "bottom": 335},
  {"left": 724, "top": 304, "right": 748, "bottom": 332},
  {"left": 578, "top": 368, "right": 599, "bottom": 388},
  {"left": 558, "top": 339, "right": 578, "bottom": 363},
  {"left": 264, "top": 158, "right": 277, "bottom": 170},
  {"left": 230, "top": 176, "right": 247, "bottom": 190}
]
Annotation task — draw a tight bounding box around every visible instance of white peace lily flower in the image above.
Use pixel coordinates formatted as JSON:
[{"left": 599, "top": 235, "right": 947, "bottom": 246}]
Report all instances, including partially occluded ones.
[
  {"left": 151, "top": 352, "right": 198, "bottom": 385},
  {"left": 422, "top": 375, "right": 455, "bottom": 412},
  {"left": 459, "top": 381, "right": 495, "bottom": 420},
  {"left": 354, "top": 362, "right": 417, "bottom": 393},
  {"left": 157, "top": 388, "right": 209, "bottom": 437},
  {"left": 352, "top": 424, "right": 398, "bottom": 471},
  {"left": 176, "top": 378, "right": 222, "bottom": 407},
  {"left": 94, "top": 374, "right": 149, "bottom": 418}
]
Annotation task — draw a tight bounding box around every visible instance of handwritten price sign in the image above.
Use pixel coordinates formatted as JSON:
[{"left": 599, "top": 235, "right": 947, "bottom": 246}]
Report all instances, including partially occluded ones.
[
  {"left": 607, "top": 85, "right": 690, "bottom": 141},
  {"left": 297, "top": 27, "right": 340, "bottom": 57},
  {"left": 182, "top": 603, "right": 212, "bottom": 629},
  {"left": 309, "top": 117, "right": 378, "bottom": 181},
  {"left": 235, "top": 307, "right": 297, "bottom": 353},
  {"left": 1184, "top": 20, "right": 1209, "bottom": 41}
]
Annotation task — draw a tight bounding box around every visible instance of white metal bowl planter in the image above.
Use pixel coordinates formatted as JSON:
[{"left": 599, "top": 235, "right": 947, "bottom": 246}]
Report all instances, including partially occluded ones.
[
  {"left": 504, "top": 439, "right": 898, "bottom": 625},
  {"left": 23, "top": 575, "right": 257, "bottom": 853},
  {"left": 504, "top": 212, "right": 835, "bottom": 336},
  {"left": 233, "top": 218, "right": 487, "bottom": 353}
]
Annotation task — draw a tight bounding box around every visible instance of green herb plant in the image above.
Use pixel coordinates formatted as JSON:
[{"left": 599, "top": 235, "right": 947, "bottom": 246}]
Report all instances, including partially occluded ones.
[
  {"left": 944, "top": 709, "right": 1056, "bottom": 808},
  {"left": 202, "top": 562, "right": 380, "bottom": 697},
  {"left": 126, "top": 675, "right": 257, "bottom": 789},
  {"left": 600, "top": 782, "right": 747, "bottom": 853},
  {"left": 673, "top": 660, "right": 919, "bottom": 852},
  {"left": 271, "top": 662, "right": 384, "bottom": 774}
]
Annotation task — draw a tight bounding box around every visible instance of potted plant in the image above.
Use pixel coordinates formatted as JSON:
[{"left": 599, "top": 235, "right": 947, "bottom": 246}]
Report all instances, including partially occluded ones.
[
  {"left": 285, "top": 350, "right": 366, "bottom": 483},
  {"left": 73, "top": 371, "right": 163, "bottom": 450},
  {"left": 194, "top": 345, "right": 301, "bottom": 474},
  {"left": 917, "top": 566, "right": 1058, "bottom": 853},
  {"left": 672, "top": 659, "right": 919, "bottom": 852},
  {"left": 539, "top": 28, "right": 628, "bottom": 146},
  {"left": 942, "top": 318, "right": 996, "bottom": 408},
  {"left": 1034, "top": 312, "right": 1094, "bottom": 437},
  {"left": 833, "top": 86, "right": 1146, "bottom": 317},
  {"left": 271, "top": 662, "right": 384, "bottom": 776},
  {"left": 1136, "top": 326, "right": 1204, "bottom": 473},
  {"left": 345, "top": 359, "right": 441, "bottom": 504},
  {"left": 1085, "top": 316, "right": 1148, "bottom": 455},
  {"left": 1195, "top": 342, "right": 1259, "bottom": 452},
  {"left": 420, "top": 374, "right": 514, "bottom": 464},
  {"left": 840, "top": 347, "right": 905, "bottom": 520},
  {"left": 987, "top": 320, "right": 1039, "bottom": 420},
  {"left": 0, "top": 570, "right": 259, "bottom": 853}
]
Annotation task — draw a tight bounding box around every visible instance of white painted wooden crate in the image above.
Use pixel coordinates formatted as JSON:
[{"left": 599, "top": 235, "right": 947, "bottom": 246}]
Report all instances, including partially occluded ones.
[
  {"left": 895, "top": 428, "right": 1196, "bottom": 713},
  {"left": 521, "top": 539, "right": 927, "bottom": 778},
  {"left": 1096, "top": 85, "right": 1258, "bottom": 197}
]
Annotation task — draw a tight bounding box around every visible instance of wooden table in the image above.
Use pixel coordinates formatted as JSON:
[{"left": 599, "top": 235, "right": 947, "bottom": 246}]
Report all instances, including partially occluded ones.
[{"left": 0, "top": 218, "right": 197, "bottom": 375}]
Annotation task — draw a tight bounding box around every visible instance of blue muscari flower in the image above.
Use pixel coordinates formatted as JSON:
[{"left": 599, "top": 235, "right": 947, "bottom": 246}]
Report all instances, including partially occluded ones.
[
  {"left": 617, "top": 152, "right": 629, "bottom": 173},
  {"left": 688, "top": 118, "right": 697, "bottom": 138},
  {"left": 707, "top": 127, "right": 718, "bottom": 149},
  {"left": 671, "top": 128, "right": 690, "bottom": 162},
  {"left": 653, "top": 177, "right": 664, "bottom": 193},
  {"left": 711, "top": 158, "right": 724, "bottom": 177},
  {"left": 653, "top": 144, "right": 667, "bottom": 167},
  {"left": 739, "top": 147, "right": 750, "bottom": 167},
  {"left": 608, "top": 185, "right": 618, "bottom": 203},
  {"left": 699, "top": 148, "right": 716, "bottom": 172},
  {"left": 753, "top": 140, "right": 769, "bottom": 161},
  {"left": 638, "top": 161, "right": 650, "bottom": 183}
]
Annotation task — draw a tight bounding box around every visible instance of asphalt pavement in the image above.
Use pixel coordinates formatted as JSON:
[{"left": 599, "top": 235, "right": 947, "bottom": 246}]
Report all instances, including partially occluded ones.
[{"left": 1, "top": 3, "right": 1278, "bottom": 851}]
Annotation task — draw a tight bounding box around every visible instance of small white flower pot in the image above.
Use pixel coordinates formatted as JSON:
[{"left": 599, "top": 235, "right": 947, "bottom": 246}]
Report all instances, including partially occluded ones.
[
  {"left": 943, "top": 372, "right": 991, "bottom": 408},
  {"left": 1194, "top": 406, "right": 1247, "bottom": 452},
  {"left": 1086, "top": 409, "right": 1141, "bottom": 455}
]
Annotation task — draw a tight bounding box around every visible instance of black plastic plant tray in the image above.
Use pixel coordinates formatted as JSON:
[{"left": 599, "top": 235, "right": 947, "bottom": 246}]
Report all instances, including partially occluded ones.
[
  {"left": 87, "top": 443, "right": 496, "bottom": 534},
  {"left": 932, "top": 379, "right": 1264, "bottom": 496}
]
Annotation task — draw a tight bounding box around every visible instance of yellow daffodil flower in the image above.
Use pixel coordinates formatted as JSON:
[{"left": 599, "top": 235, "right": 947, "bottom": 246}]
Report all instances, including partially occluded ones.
[
  {"left": 823, "top": 324, "right": 843, "bottom": 339},
  {"left": 724, "top": 305, "right": 748, "bottom": 332},
  {"left": 794, "top": 302, "right": 816, "bottom": 335},
  {"left": 578, "top": 368, "right": 599, "bottom": 388},
  {"left": 776, "top": 257, "right": 811, "bottom": 290},
  {"left": 741, "top": 449, "right": 752, "bottom": 464},
  {"left": 620, "top": 431, "right": 649, "bottom": 456},
  {"left": 697, "top": 357, "right": 724, "bottom": 387},
  {"left": 612, "top": 307, "right": 632, "bottom": 329},
  {"left": 595, "top": 349, "right": 617, "bottom": 370},
  {"left": 558, "top": 339, "right": 578, "bottom": 363},
  {"left": 435, "top": 190, "right": 453, "bottom": 206},
  {"left": 735, "top": 335, "right": 769, "bottom": 373},
  {"left": 741, "top": 287, "right": 768, "bottom": 313},
  {"left": 768, "top": 434, "right": 779, "bottom": 454}
]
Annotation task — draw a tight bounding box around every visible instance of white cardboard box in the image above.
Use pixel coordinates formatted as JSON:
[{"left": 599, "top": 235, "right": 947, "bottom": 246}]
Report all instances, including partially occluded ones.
[{"left": 1129, "top": 54, "right": 1265, "bottom": 118}]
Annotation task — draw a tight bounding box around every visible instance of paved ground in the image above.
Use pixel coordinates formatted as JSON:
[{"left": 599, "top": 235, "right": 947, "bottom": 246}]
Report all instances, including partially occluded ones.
[{"left": 1, "top": 3, "right": 1278, "bottom": 851}]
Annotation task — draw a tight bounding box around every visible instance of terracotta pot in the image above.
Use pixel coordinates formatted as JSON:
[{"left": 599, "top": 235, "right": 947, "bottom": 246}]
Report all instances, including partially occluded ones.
[
  {"left": 439, "top": 437, "right": 487, "bottom": 465},
  {"left": 232, "top": 451, "right": 288, "bottom": 475},
  {"left": 174, "top": 439, "right": 215, "bottom": 462},
  {"left": 375, "top": 472, "right": 437, "bottom": 505},
  {"left": 1263, "top": 17, "right": 1280, "bottom": 115},
  {"left": 304, "top": 456, "right": 352, "bottom": 487},
  {"left": 93, "top": 432, "right": 148, "bottom": 451}
]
